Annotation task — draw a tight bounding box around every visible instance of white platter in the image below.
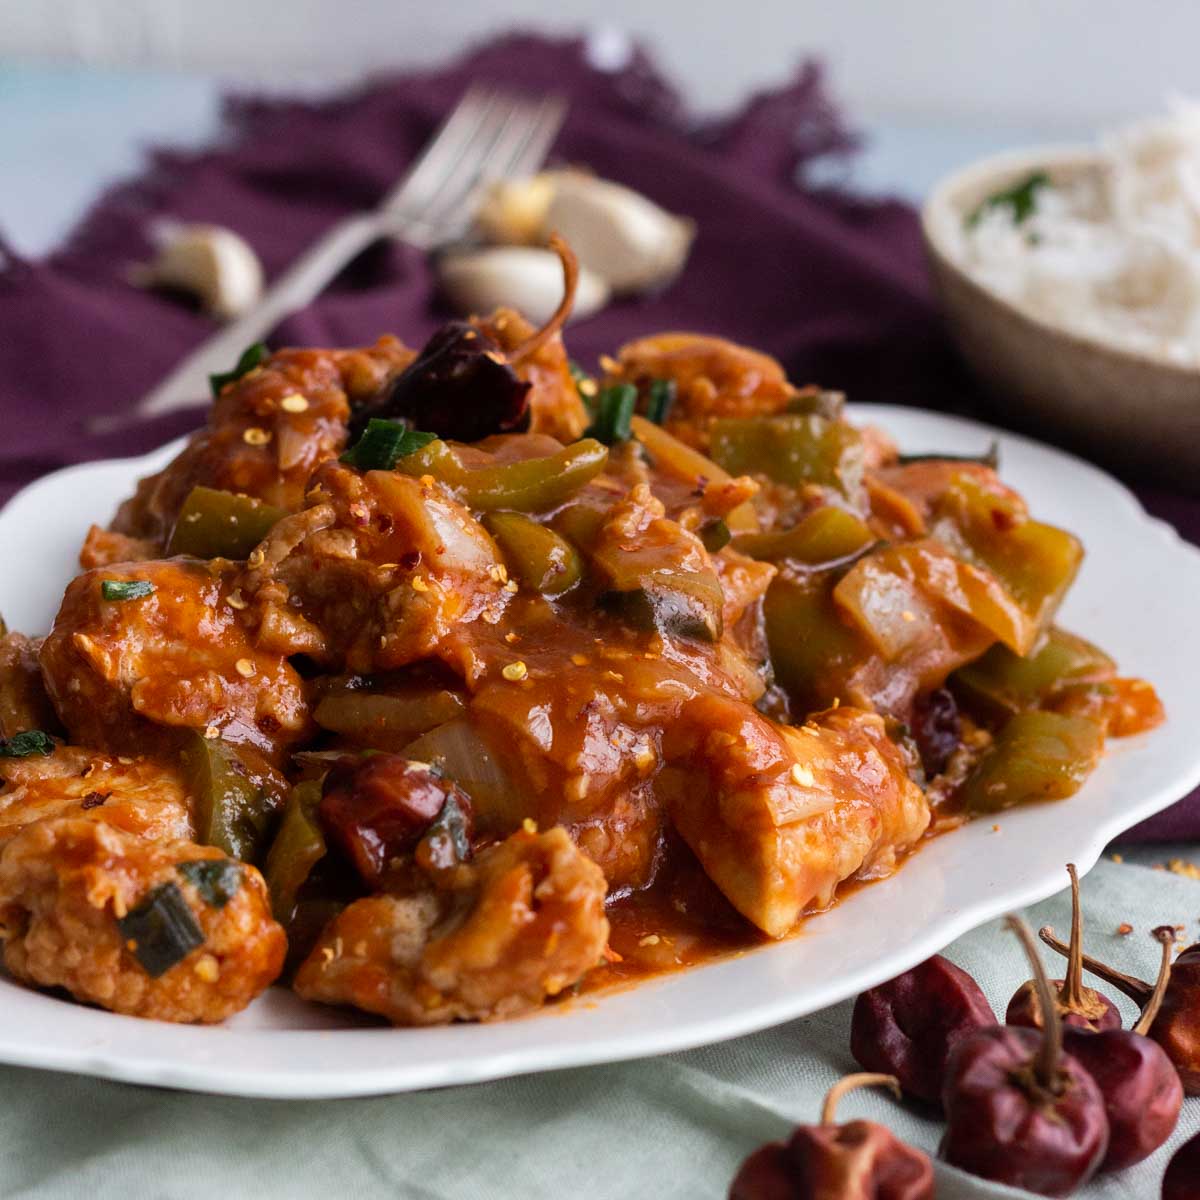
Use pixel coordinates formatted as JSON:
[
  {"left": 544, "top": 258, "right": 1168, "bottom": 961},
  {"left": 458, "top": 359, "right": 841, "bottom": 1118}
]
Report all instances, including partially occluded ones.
[{"left": 0, "top": 404, "right": 1198, "bottom": 1099}]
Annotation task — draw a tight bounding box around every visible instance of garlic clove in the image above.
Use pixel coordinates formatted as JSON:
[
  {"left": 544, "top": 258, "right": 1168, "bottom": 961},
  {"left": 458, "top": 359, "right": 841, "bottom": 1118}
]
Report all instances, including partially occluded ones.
[
  {"left": 475, "top": 172, "right": 561, "bottom": 246},
  {"left": 540, "top": 173, "right": 695, "bottom": 293},
  {"left": 133, "top": 223, "right": 264, "bottom": 319},
  {"left": 438, "top": 245, "right": 610, "bottom": 326}
]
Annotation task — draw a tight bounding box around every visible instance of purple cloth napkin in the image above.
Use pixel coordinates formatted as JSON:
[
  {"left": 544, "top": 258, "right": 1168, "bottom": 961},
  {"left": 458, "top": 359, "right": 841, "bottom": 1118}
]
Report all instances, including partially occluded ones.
[{"left": 0, "top": 33, "right": 1192, "bottom": 840}]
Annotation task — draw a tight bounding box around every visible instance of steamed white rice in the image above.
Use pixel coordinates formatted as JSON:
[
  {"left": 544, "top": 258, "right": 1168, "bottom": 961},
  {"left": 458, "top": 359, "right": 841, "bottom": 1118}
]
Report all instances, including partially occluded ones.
[{"left": 950, "top": 99, "right": 1200, "bottom": 366}]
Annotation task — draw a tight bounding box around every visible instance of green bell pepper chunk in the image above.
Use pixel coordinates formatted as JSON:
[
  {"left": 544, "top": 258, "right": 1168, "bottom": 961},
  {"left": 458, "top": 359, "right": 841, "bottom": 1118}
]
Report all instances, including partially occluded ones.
[
  {"left": 763, "top": 572, "right": 873, "bottom": 712},
  {"left": 482, "top": 511, "right": 584, "bottom": 595},
  {"left": 180, "top": 733, "right": 283, "bottom": 864},
  {"left": 264, "top": 781, "right": 326, "bottom": 926},
  {"left": 952, "top": 627, "right": 1116, "bottom": 724},
  {"left": 167, "top": 486, "right": 286, "bottom": 560},
  {"left": 603, "top": 574, "right": 724, "bottom": 643},
  {"left": 396, "top": 438, "right": 609, "bottom": 512},
  {"left": 734, "top": 506, "right": 874, "bottom": 564},
  {"left": 959, "top": 710, "right": 1104, "bottom": 814},
  {"left": 710, "top": 413, "right": 865, "bottom": 498},
  {"left": 931, "top": 473, "right": 1082, "bottom": 654}
]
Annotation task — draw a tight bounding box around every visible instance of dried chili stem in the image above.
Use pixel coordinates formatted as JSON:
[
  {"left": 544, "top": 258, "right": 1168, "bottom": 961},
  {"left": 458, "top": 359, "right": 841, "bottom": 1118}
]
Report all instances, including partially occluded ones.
[
  {"left": 1056, "top": 863, "right": 1107, "bottom": 1021},
  {"left": 820, "top": 1072, "right": 901, "bottom": 1125},
  {"left": 1008, "top": 915, "right": 1063, "bottom": 1091},
  {"left": 507, "top": 234, "right": 579, "bottom": 366},
  {"left": 1133, "top": 927, "right": 1177, "bottom": 1036},
  {"left": 1039, "top": 926, "right": 1152, "bottom": 1004}
]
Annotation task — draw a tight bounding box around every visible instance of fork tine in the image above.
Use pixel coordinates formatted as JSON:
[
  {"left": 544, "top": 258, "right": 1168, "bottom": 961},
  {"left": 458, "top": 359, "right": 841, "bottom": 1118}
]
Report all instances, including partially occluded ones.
[
  {"left": 378, "top": 86, "right": 499, "bottom": 214},
  {"left": 401, "top": 94, "right": 567, "bottom": 246},
  {"left": 388, "top": 93, "right": 522, "bottom": 232},
  {"left": 502, "top": 94, "right": 567, "bottom": 181}
]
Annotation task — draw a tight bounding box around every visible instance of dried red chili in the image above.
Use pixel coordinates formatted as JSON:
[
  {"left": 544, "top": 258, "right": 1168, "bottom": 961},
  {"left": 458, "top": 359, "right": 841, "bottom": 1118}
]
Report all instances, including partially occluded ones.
[
  {"left": 850, "top": 954, "right": 994, "bottom": 1105},
  {"left": 1162, "top": 1128, "right": 1200, "bottom": 1200},
  {"left": 940, "top": 916, "right": 1109, "bottom": 1197},
  {"left": 1059, "top": 925, "right": 1182, "bottom": 1171},
  {"left": 729, "top": 1073, "right": 933, "bottom": 1200},
  {"left": 1007, "top": 864, "right": 1120, "bottom": 1033},
  {"left": 1041, "top": 924, "right": 1200, "bottom": 1095}
]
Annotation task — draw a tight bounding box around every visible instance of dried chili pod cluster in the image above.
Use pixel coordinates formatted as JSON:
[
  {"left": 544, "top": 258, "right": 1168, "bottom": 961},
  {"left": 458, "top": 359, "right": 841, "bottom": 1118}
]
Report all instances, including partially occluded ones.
[
  {"left": 940, "top": 917, "right": 1110, "bottom": 1197},
  {"left": 1041, "top": 922, "right": 1200, "bottom": 1094},
  {"left": 1163, "top": 1128, "right": 1200, "bottom": 1200},
  {"left": 729, "top": 1074, "right": 933, "bottom": 1200}
]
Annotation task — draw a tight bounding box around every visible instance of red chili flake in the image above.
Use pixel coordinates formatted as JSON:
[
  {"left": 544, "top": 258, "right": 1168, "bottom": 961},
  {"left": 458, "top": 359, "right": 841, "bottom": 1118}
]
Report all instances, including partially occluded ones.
[
  {"left": 80, "top": 791, "right": 111, "bottom": 810},
  {"left": 1116, "top": 923, "right": 1134, "bottom": 936}
]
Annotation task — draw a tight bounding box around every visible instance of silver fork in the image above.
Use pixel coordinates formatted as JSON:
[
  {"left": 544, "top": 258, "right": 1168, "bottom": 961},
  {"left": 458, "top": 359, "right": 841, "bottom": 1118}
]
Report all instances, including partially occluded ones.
[{"left": 112, "top": 87, "right": 565, "bottom": 427}]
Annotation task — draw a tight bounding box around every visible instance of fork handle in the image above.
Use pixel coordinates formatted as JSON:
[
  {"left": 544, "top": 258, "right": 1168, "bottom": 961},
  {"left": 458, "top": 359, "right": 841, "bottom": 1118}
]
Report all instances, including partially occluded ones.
[{"left": 136, "top": 211, "right": 388, "bottom": 420}]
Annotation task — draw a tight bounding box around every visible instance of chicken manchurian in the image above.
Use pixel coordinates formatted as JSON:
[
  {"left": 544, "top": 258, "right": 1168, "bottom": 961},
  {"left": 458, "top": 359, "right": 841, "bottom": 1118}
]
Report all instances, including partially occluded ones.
[{"left": 0, "top": 245, "right": 1162, "bottom": 1026}]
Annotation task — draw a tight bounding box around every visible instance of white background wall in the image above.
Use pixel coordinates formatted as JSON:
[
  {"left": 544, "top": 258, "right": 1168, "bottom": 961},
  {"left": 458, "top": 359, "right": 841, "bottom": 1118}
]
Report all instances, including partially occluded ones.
[{"left": 3, "top": 0, "right": 1200, "bottom": 129}]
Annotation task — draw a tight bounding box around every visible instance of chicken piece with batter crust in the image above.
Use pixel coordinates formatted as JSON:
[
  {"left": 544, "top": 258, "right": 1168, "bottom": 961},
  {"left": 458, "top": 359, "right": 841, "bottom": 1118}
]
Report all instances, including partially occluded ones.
[
  {"left": 39, "top": 559, "right": 310, "bottom": 757},
  {"left": 660, "top": 701, "right": 930, "bottom": 938},
  {"left": 0, "top": 631, "right": 59, "bottom": 739},
  {"left": 110, "top": 338, "right": 415, "bottom": 554},
  {"left": 0, "top": 745, "right": 192, "bottom": 847},
  {"left": 0, "top": 818, "right": 285, "bottom": 1022},
  {"left": 239, "top": 460, "right": 510, "bottom": 674},
  {"left": 295, "top": 826, "right": 609, "bottom": 1025}
]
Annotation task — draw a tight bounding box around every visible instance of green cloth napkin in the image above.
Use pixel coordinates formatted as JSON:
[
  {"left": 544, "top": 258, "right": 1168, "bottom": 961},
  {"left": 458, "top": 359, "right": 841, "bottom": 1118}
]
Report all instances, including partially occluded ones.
[{"left": 1, "top": 855, "right": 1196, "bottom": 1199}]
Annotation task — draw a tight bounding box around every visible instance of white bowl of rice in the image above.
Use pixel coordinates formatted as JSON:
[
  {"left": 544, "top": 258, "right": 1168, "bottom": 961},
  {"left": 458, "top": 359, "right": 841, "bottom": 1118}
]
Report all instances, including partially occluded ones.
[{"left": 922, "top": 101, "right": 1200, "bottom": 482}]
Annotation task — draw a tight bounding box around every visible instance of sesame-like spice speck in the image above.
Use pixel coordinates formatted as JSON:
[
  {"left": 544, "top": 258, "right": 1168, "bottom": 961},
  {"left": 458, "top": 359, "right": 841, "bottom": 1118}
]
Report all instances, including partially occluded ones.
[
  {"left": 234, "top": 658, "right": 255, "bottom": 678},
  {"left": 790, "top": 764, "right": 815, "bottom": 787},
  {"left": 247, "top": 549, "right": 265, "bottom": 568},
  {"left": 503, "top": 579, "right": 519, "bottom": 594},
  {"left": 991, "top": 824, "right": 1001, "bottom": 832},
  {"left": 279, "top": 393, "right": 309, "bottom": 413},
  {"left": 578, "top": 378, "right": 598, "bottom": 397},
  {"left": 243, "top": 427, "right": 271, "bottom": 446},
  {"left": 227, "top": 589, "right": 248, "bottom": 610},
  {"left": 522, "top": 818, "right": 538, "bottom": 834},
  {"left": 411, "top": 576, "right": 430, "bottom": 593},
  {"left": 504, "top": 631, "right": 519, "bottom": 643},
  {"left": 1111, "top": 853, "right": 1124, "bottom": 864},
  {"left": 599, "top": 354, "right": 620, "bottom": 374},
  {"left": 117, "top": 756, "right": 133, "bottom": 765},
  {"left": 420, "top": 474, "right": 435, "bottom": 487},
  {"left": 638, "top": 935, "right": 661, "bottom": 947},
  {"left": 502, "top": 661, "right": 528, "bottom": 682},
  {"left": 204, "top": 725, "right": 220, "bottom": 740},
  {"left": 193, "top": 955, "right": 220, "bottom": 983}
]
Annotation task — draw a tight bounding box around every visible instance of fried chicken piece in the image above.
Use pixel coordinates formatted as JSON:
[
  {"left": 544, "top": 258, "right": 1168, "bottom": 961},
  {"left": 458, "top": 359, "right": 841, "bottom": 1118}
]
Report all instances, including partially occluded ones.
[
  {"left": 0, "top": 746, "right": 192, "bottom": 847},
  {"left": 0, "top": 632, "right": 58, "bottom": 739},
  {"left": 295, "top": 827, "right": 609, "bottom": 1025},
  {"left": 111, "top": 338, "right": 415, "bottom": 550},
  {"left": 240, "top": 460, "right": 509, "bottom": 673},
  {"left": 611, "top": 333, "right": 795, "bottom": 450},
  {"left": 39, "top": 560, "right": 310, "bottom": 756},
  {"left": 660, "top": 702, "right": 930, "bottom": 937},
  {"left": 0, "top": 818, "right": 284, "bottom": 1022},
  {"left": 78, "top": 526, "right": 158, "bottom": 570}
]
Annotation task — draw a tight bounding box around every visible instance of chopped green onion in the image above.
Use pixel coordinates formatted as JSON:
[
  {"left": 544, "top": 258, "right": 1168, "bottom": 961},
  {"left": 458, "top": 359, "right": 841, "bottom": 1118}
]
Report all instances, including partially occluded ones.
[
  {"left": 645, "top": 378, "right": 677, "bottom": 425},
  {"left": 584, "top": 384, "right": 637, "bottom": 446},
  {"left": 967, "top": 172, "right": 1049, "bottom": 228},
  {"left": 117, "top": 882, "right": 205, "bottom": 977},
  {"left": 101, "top": 579, "right": 155, "bottom": 602},
  {"left": 340, "top": 419, "right": 437, "bottom": 471},
  {"left": 699, "top": 518, "right": 731, "bottom": 553},
  {"left": 176, "top": 860, "right": 243, "bottom": 909},
  {"left": 897, "top": 442, "right": 1000, "bottom": 469},
  {"left": 209, "top": 342, "right": 269, "bottom": 396},
  {"left": 0, "top": 730, "right": 55, "bottom": 758}
]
